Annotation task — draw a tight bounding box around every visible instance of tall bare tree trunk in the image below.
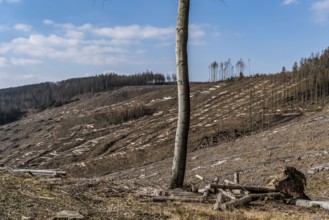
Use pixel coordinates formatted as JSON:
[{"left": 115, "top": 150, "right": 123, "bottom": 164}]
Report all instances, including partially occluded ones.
[{"left": 169, "top": 0, "right": 190, "bottom": 189}]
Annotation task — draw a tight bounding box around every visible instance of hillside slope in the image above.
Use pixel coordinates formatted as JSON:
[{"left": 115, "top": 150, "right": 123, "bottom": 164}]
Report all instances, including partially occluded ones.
[
  {"left": 1, "top": 75, "right": 329, "bottom": 218},
  {"left": 0, "top": 75, "right": 325, "bottom": 178}
]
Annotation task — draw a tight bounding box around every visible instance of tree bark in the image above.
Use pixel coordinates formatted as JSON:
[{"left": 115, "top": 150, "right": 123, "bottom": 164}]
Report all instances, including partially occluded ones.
[{"left": 169, "top": 0, "right": 190, "bottom": 189}]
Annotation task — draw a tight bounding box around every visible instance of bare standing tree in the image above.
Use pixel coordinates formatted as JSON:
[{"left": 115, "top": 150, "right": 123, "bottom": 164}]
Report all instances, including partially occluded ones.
[
  {"left": 169, "top": 0, "right": 190, "bottom": 189},
  {"left": 236, "top": 58, "right": 246, "bottom": 77},
  {"left": 209, "top": 61, "right": 219, "bottom": 82}
]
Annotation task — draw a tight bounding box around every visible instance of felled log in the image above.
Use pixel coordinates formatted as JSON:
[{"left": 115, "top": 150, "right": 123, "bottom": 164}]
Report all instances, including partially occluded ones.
[
  {"left": 209, "top": 183, "right": 277, "bottom": 194},
  {"left": 289, "top": 199, "right": 329, "bottom": 211},
  {"left": 218, "top": 189, "right": 236, "bottom": 201},
  {"left": 214, "top": 192, "right": 285, "bottom": 210},
  {"left": 231, "top": 189, "right": 249, "bottom": 195},
  {"left": 224, "top": 179, "right": 236, "bottom": 185},
  {"left": 53, "top": 210, "right": 85, "bottom": 220},
  {"left": 213, "top": 192, "right": 225, "bottom": 210},
  {"left": 218, "top": 195, "right": 252, "bottom": 210},
  {"left": 169, "top": 191, "right": 199, "bottom": 197},
  {"left": 0, "top": 167, "right": 66, "bottom": 177},
  {"left": 139, "top": 196, "right": 216, "bottom": 203}
]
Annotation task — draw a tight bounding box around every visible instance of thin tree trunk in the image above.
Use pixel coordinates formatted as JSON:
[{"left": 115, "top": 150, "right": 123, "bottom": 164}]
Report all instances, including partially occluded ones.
[{"left": 169, "top": 0, "right": 190, "bottom": 189}]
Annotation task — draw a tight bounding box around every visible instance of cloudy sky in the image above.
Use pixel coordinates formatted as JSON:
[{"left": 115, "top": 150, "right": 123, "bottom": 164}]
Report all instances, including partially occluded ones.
[{"left": 1, "top": 0, "right": 329, "bottom": 88}]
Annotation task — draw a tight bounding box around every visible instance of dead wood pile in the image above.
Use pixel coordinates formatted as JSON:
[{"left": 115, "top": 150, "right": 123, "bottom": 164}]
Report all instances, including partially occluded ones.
[{"left": 138, "top": 166, "right": 329, "bottom": 211}]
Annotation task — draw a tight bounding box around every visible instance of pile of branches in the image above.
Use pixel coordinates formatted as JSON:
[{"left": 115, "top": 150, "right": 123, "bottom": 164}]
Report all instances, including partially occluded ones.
[{"left": 139, "top": 167, "right": 329, "bottom": 211}]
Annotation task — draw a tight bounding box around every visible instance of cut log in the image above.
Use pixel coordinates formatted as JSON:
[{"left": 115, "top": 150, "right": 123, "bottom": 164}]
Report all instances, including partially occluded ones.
[
  {"left": 218, "top": 195, "right": 252, "bottom": 210},
  {"left": 224, "top": 179, "right": 236, "bottom": 185},
  {"left": 0, "top": 167, "right": 66, "bottom": 177},
  {"left": 213, "top": 192, "right": 224, "bottom": 210},
  {"left": 214, "top": 192, "right": 285, "bottom": 210},
  {"left": 231, "top": 189, "right": 249, "bottom": 195},
  {"left": 203, "top": 189, "right": 210, "bottom": 197},
  {"left": 234, "top": 172, "right": 240, "bottom": 184},
  {"left": 195, "top": 174, "right": 211, "bottom": 184},
  {"left": 218, "top": 189, "right": 236, "bottom": 201},
  {"left": 289, "top": 199, "right": 329, "bottom": 211},
  {"left": 139, "top": 196, "right": 216, "bottom": 203},
  {"left": 169, "top": 191, "right": 199, "bottom": 197},
  {"left": 190, "top": 183, "right": 198, "bottom": 193},
  {"left": 210, "top": 184, "right": 277, "bottom": 193},
  {"left": 53, "top": 210, "right": 85, "bottom": 220}
]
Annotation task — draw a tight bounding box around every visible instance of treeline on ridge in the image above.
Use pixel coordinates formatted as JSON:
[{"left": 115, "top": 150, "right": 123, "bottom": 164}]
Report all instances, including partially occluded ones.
[{"left": 0, "top": 71, "right": 165, "bottom": 125}]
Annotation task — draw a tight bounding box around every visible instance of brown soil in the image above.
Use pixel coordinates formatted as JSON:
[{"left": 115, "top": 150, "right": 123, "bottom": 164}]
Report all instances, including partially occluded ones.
[{"left": 1, "top": 76, "right": 329, "bottom": 219}]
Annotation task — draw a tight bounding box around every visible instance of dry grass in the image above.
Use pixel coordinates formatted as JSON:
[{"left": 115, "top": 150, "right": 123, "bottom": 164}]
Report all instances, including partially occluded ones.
[{"left": 1, "top": 172, "right": 329, "bottom": 219}]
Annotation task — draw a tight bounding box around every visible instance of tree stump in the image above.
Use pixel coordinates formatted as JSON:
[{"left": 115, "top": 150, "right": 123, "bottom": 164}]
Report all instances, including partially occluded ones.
[{"left": 267, "top": 166, "right": 309, "bottom": 199}]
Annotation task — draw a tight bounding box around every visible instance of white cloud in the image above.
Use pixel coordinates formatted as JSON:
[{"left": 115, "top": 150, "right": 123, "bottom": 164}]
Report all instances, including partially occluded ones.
[
  {"left": 0, "top": 57, "right": 41, "bottom": 66},
  {"left": 189, "top": 24, "right": 207, "bottom": 45},
  {"left": 90, "top": 24, "right": 175, "bottom": 40},
  {"left": 65, "top": 30, "right": 84, "bottom": 39},
  {"left": 282, "top": 0, "right": 297, "bottom": 5},
  {"left": 311, "top": 0, "right": 329, "bottom": 24},
  {"left": 13, "top": 74, "right": 37, "bottom": 80},
  {"left": 43, "top": 21, "right": 176, "bottom": 45},
  {"left": 14, "top": 23, "right": 32, "bottom": 32},
  {"left": 190, "top": 24, "right": 205, "bottom": 39},
  {"left": 43, "top": 19, "right": 54, "bottom": 25},
  {"left": 0, "top": 33, "right": 130, "bottom": 65},
  {"left": 0, "top": 21, "right": 209, "bottom": 67},
  {"left": 0, "top": 57, "right": 7, "bottom": 66},
  {"left": 10, "top": 58, "right": 42, "bottom": 65}
]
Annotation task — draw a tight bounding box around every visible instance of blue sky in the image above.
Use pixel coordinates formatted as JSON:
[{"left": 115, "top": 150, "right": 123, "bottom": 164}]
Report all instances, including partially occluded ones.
[{"left": 1, "top": 0, "right": 329, "bottom": 88}]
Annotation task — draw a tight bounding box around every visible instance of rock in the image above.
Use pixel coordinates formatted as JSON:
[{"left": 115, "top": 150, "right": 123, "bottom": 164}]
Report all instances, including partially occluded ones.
[{"left": 53, "top": 210, "right": 85, "bottom": 220}]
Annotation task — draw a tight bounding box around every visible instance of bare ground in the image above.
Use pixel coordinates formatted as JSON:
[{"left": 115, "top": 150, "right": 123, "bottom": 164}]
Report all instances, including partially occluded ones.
[{"left": 1, "top": 77, "right": 329, "bottom": 219}]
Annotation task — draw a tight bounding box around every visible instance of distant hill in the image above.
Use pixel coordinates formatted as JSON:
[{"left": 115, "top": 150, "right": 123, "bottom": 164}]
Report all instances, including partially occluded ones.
[{"left": 0, "top": 71, "right": 165, "bottom": 125}]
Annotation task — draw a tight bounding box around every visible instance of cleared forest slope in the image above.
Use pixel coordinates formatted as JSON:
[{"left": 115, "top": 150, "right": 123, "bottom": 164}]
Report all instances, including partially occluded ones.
[{"left": 1, "top": 73, "right": 329, "bottom": 219}]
